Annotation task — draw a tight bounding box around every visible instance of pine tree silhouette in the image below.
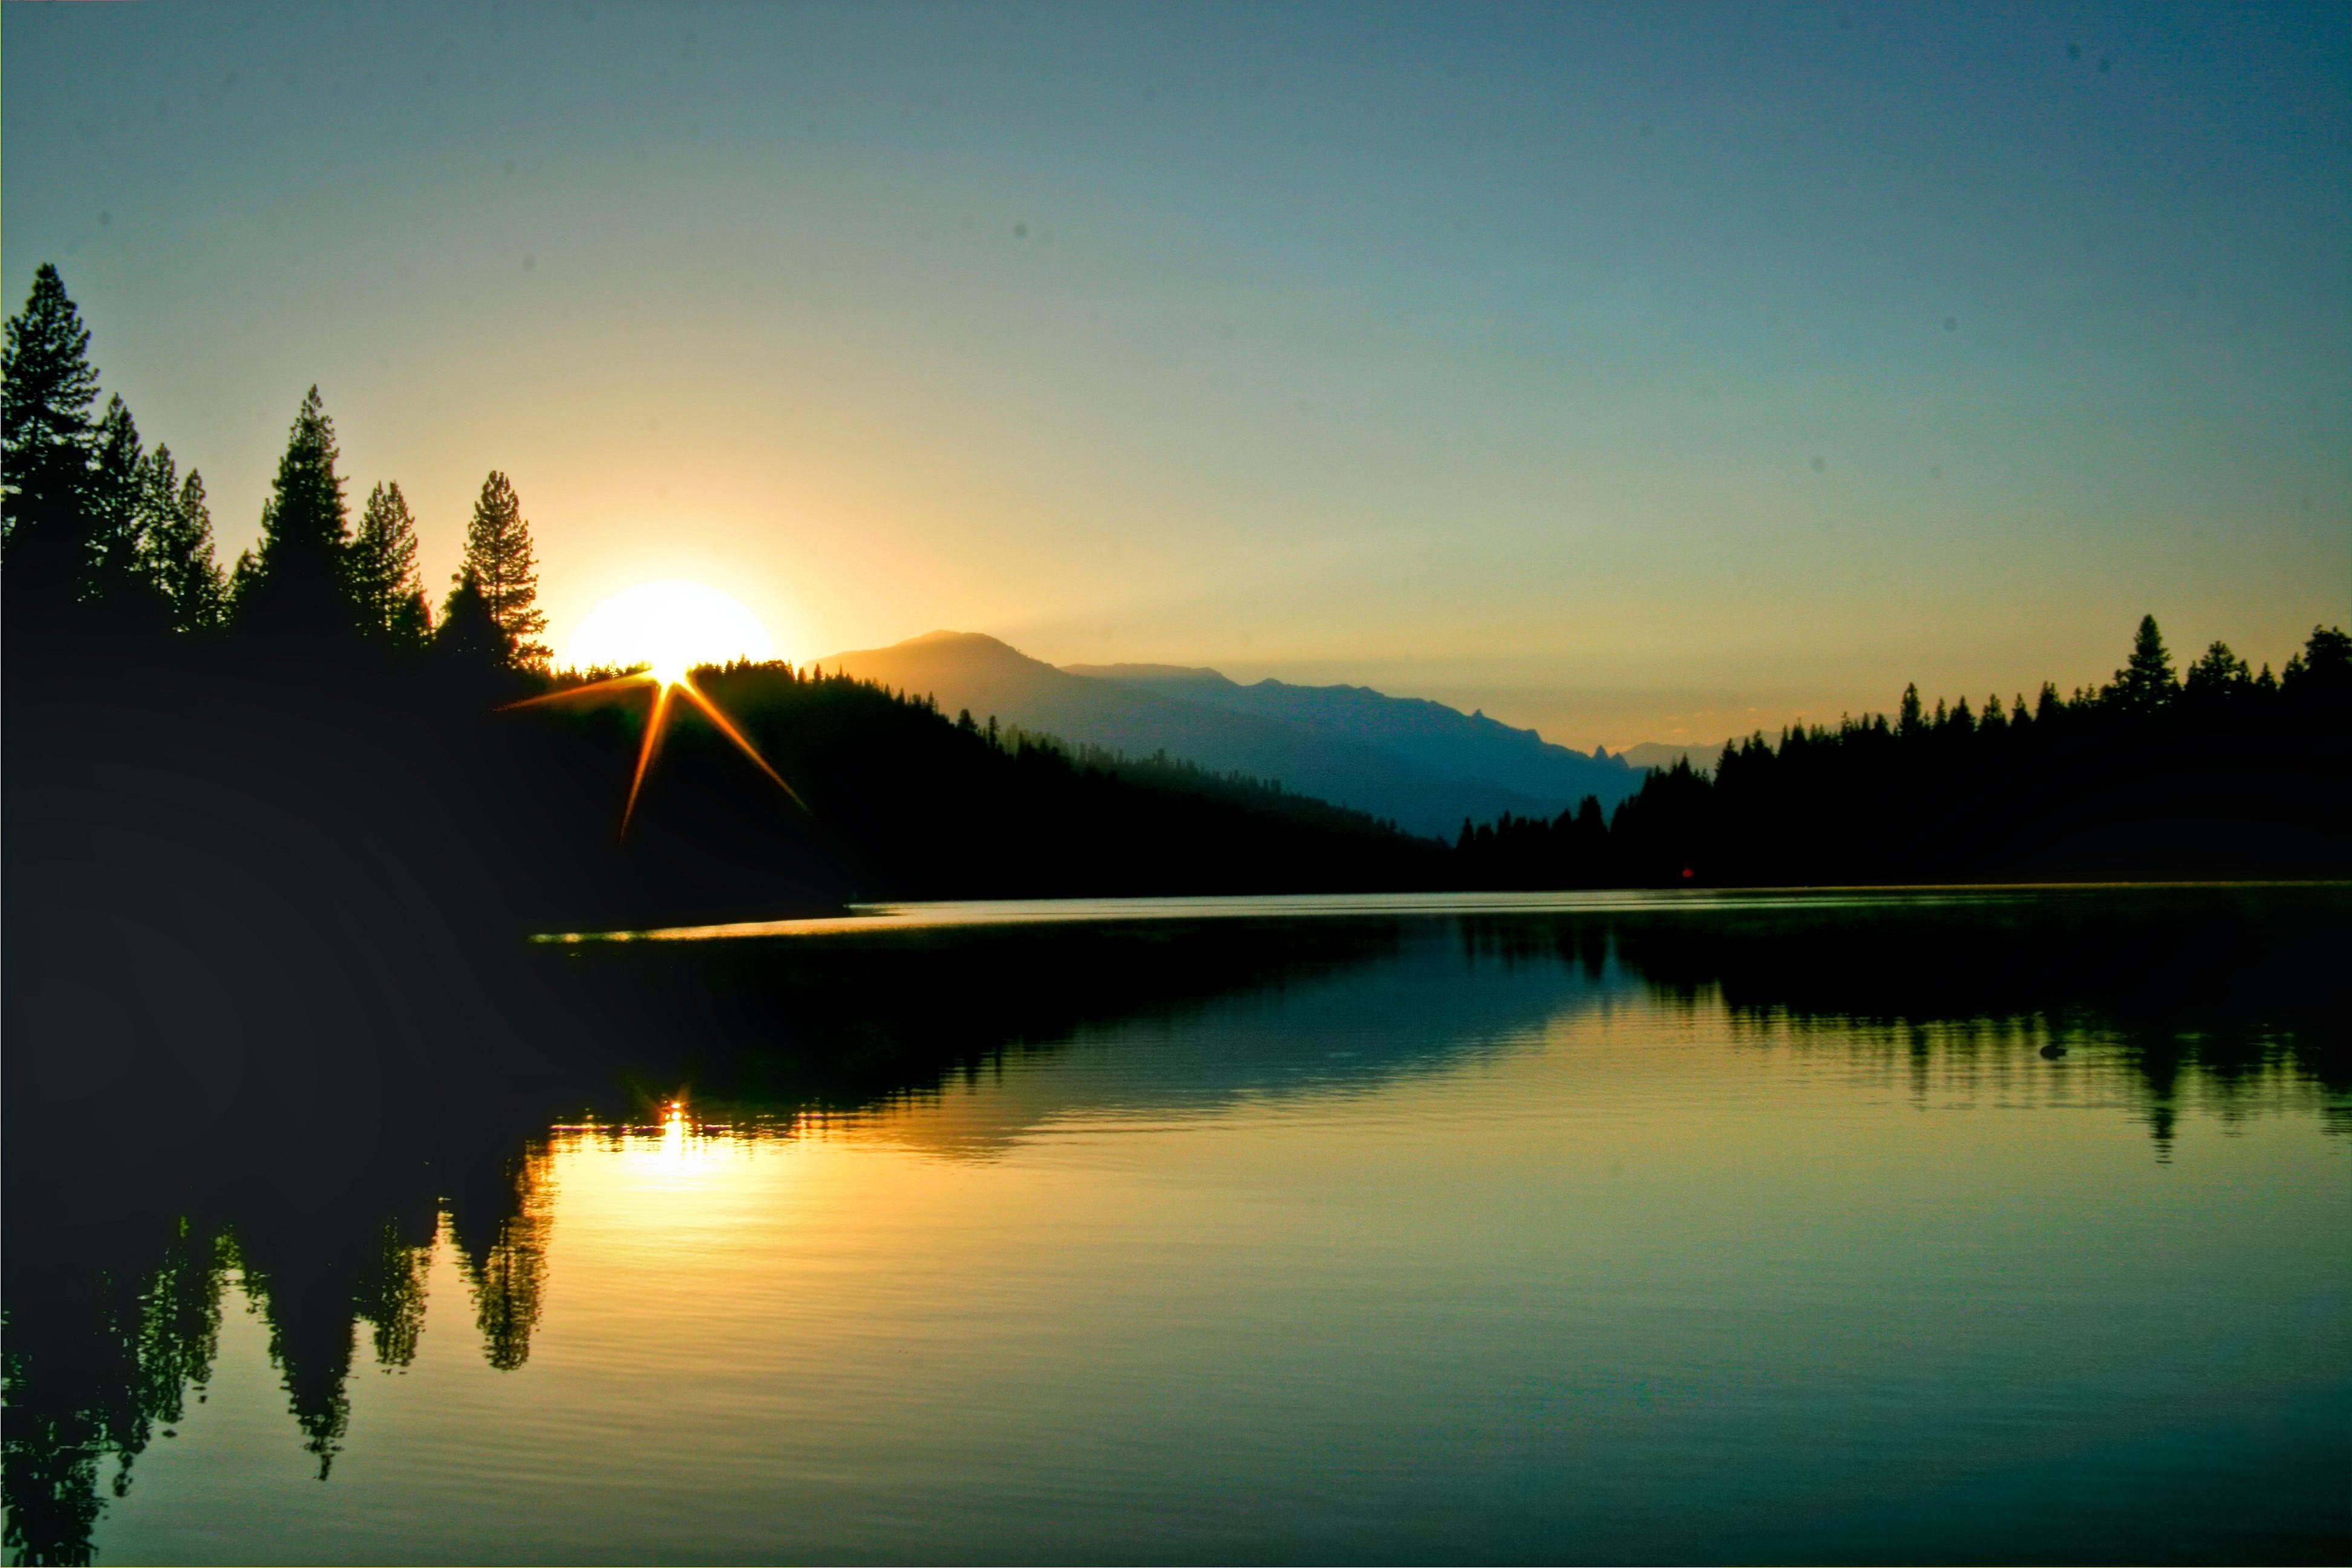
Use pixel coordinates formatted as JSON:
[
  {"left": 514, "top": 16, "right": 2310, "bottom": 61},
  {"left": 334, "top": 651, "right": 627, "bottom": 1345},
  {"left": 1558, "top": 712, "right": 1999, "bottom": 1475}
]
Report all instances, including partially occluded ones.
[
  {"left": 352, "top": 481, "right": 428, "bottom": 648},
  {"left": 2108, "top": 613, "right": 2177, "bottom": 716},
  {"left": 238, "top": 387, "right": 355, "bottom": 644},
  {"left": 436, "top": 565, "right": 513, "bottom": 670},
  {"left": 85, "top": 395, "right": 165, "bottom": 620},
  {"left": 2183, "top": 640, "right": 2250, "bottom": 707},
  {"left": 1898, "top": 682, "right": 1924, "bottom": 738},
  {"left": 1, "top": 263, "right": 102, "bottom": 615},
  {"left": 140, "top": 447, "right": 229, "bottom": 633},
  {"left": 459, "top": 471, "right": 548, "bottom": 667},
  {"left": 227, "top": 546, "right": 261, "bottom": 619},
  {"left": 2282, "top": 625, "right": 2352, "bottom": 710}
]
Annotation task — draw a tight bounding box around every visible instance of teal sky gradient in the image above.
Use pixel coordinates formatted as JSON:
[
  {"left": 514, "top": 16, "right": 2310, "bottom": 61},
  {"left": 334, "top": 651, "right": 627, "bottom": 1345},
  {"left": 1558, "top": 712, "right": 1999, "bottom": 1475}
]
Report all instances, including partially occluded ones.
[{"left": 5, "top": 1, "right": 2346, "bottom": 746}]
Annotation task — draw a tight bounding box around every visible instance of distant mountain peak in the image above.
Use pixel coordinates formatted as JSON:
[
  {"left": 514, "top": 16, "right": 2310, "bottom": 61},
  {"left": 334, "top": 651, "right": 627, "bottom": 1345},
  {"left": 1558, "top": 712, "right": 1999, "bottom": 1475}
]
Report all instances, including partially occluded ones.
[
  {"left": 1062, "top": 661, "right": 1236, "bottom": 688},
  {"left": 818, "top": 630, "right": 1644, "bottom": 835},
  {"left": 900, "top": 629, "right": 1022, "bottom": 653},
  {"left": 822, "top": 630, "right": 1055, "bottom": 678}
]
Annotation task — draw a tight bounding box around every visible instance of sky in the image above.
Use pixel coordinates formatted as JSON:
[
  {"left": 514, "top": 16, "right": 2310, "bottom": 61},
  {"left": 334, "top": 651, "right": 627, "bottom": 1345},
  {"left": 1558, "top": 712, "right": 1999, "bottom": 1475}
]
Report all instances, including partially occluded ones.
[{"left": 5, "top": 1, "right": 2346, "bottom": 749}]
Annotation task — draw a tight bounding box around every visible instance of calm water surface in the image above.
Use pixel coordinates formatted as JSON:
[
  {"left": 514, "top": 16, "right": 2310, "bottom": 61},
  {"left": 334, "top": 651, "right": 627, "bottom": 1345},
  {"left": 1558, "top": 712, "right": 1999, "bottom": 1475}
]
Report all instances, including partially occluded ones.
[{"left": 8, "top": 889, "right": 2348, "bottom": 1563}]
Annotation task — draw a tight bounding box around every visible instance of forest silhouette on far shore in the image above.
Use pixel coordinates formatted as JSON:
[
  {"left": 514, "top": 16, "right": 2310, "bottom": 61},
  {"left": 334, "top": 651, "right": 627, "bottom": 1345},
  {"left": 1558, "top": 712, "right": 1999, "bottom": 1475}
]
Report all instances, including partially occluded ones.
[{"left": 6, "top": 261, "right": 2348, "bottom": 964}]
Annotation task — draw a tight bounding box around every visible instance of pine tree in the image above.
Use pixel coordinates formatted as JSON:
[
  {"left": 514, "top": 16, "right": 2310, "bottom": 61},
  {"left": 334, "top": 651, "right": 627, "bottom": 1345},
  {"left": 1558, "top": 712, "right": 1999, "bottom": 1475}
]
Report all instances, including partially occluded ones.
[
  {"left": 86, "top": 394, "right": 156, "bottom": 612},
  {"left": 138, "top": 442, "right": 178, "bottom": 543},
  {"left": 2183, "top": 640, "right": 2251, "bottom": 706},
  {"left": 2108, "top": 614, "right": 2176, "bottom": 716},
  {"left": 1898, "top": 682, "right": 1924, "bottom": 738},
  {"left": 2281, "top": 625, "right": 2352, "bottom": 712},
  {"left": 240, "top": 387, "right": 354, "bottom": 642},
  {"left": 1, "top": 263, "right": 102, "bottom": 610},
  {"left": 435, "top": 565, "right": 511, "bottom": 670},
  {"left": 458, "top": 471, "right": 547, "bottom": 667},
  {"left": 388, "top": 588, "right": 433, "bottom": 650},
  {"left": 142, "top": 452, "right": 228, "bottom": 634},
  {"left": 351, "top": 481, "right": 426, "bottom": 647},
  {"left": 227, "top": 547, "right": 262, "bottom": 619}
]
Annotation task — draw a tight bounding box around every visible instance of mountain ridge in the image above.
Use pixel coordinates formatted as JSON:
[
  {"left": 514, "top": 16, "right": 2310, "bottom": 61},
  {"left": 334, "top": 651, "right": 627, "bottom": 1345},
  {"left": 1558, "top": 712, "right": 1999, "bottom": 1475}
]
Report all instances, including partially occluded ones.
[{"left": 816, "top": 632, "right": 1643, "bottom": 837}]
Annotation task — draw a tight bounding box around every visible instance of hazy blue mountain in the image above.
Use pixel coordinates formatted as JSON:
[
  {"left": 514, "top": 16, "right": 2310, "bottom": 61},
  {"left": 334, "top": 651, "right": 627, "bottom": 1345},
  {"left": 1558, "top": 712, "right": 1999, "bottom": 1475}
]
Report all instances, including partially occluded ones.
[
  {"left": 1067, "top": 661, "right": 1642, "bottom": 807},
  {"left": 817, "top": 632, "right": 1641, "bottom": 837}
]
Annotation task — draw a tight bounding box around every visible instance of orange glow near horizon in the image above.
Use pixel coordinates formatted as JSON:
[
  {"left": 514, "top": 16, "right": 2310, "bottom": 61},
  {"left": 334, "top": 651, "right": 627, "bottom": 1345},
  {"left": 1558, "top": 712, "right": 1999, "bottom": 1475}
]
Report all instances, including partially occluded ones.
[{"left": 567, "top": 581, "right": 780, "bottom": 685}]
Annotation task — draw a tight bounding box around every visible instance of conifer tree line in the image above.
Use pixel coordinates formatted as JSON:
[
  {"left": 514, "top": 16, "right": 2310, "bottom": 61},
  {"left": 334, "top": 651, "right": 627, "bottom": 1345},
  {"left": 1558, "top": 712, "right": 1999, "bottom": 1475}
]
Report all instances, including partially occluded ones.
[
  {"left": 8, "top": 262, "right": 2344, "bottom": 893},
  {"left": 2, "top": 264, "right": 547, "bottom": 667},
  {"left": 1454, "top": 613, "right": 2352, "bottom": 886}
]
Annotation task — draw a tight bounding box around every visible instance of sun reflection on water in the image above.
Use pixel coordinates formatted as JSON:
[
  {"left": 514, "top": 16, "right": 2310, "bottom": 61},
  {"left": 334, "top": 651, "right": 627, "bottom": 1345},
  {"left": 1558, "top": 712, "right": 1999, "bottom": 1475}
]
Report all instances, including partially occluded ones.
[{"left": 544, "top": 1099, "right": 837, "bottom": 1192}]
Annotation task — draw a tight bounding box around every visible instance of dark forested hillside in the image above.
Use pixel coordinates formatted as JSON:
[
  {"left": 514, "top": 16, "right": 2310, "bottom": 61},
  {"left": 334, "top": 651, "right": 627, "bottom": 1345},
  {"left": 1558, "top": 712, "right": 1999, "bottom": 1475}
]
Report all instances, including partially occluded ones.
[
  {"left": 569, "top": 659, "right": 1447, "bottom": 909},
  {"left": 1, "top": 265, "right": 1443, "bottom": 976}
]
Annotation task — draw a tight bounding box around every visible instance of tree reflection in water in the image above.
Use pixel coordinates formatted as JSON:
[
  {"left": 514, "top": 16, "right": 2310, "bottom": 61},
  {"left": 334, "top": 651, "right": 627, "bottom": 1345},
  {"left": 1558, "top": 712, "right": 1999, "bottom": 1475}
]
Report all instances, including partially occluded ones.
[
  {"left": 452, "top": 1154, "right": 554, "bottom": 1376},
  {"left": 4, "top": 888, "right": 2344, "bottom": 1564}
]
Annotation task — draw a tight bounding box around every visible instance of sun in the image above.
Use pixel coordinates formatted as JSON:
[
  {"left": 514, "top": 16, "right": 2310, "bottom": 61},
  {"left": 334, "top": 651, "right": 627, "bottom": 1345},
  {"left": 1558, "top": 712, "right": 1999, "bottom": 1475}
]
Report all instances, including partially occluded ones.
[
  {"left": 512, "top": 579, "right": 805, "bottom": 835},
  {"left": 567, "top": 580, "right": 777, "bottom": 684}
]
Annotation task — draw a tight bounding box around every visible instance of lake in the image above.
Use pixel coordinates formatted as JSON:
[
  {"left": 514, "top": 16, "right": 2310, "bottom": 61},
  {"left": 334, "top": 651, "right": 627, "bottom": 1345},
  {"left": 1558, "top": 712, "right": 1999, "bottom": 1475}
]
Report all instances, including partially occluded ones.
[{"left": 5, "top": 887, "right": 2346, "bottom": 1564}]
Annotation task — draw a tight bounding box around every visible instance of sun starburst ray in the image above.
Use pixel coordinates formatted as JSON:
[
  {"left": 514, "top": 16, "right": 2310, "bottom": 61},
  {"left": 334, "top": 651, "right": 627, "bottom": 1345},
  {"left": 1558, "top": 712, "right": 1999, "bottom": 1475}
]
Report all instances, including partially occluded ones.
[
  {"left": 498, "top": 670, "right": 659, "bottom": 711},
  {"left": 505, "top": 665, "right": 805, "bottom": 836},
  {"left": 505, "top": 582, "right": 805, "bottom": 836},
  {"left": 619, "top": 681, "right": 676, "bottom": 835},
  {"left": 675, "top": 678, "right": 808, "bottom": 812}
]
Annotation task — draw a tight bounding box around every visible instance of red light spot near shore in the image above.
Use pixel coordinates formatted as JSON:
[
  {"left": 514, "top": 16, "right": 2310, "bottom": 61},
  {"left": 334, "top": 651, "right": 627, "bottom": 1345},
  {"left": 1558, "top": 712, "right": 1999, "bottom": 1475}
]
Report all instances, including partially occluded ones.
[{"left": 1682, "top": 867, "right": 1694, "bottom": 880}]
